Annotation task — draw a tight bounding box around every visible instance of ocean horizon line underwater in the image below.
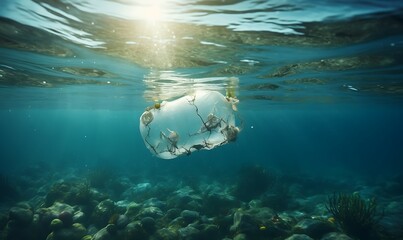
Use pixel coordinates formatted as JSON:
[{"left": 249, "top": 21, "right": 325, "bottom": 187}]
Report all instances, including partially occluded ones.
[{"left": 1, "top": 0, "right": 403, "bottom": 239}]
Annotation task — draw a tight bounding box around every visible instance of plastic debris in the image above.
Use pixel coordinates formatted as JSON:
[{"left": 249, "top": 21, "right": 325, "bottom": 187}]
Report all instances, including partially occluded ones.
[{"left": 139, "top": 90, "right": 240, "bottom": 159}]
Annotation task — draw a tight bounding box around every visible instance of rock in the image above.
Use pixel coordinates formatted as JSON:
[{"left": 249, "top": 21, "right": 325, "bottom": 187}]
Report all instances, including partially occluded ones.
[
  {"left": 73, "top": 211, "right": 85, "bottom": 223},
  {"left": 138, "top": 206, "right": 163, "bottom": 219},
  {"left": 0, "top": 212, "right": 8, "bottom": 229},
  {"left": 285, "top": 234, "right": 314, "bottom": 240},
  {"left": 36, "top": 209, "right": 58, "bottom": 233},
  {"left": 46, "top": 232, "right": 55, "bottom": 240},
  {"left": 15, "top": 202, "right": 31, "bottom": 210},
  {"left": 230, "top": 208, "right": 289, "bottom": 239},
  {"left": 141, "top": 217, "right": 156, "bottom": 233},
  {"left": 59, "top": 211, "right": 73, "bottom": 227},
  {"left": 155, "top": 227, "right": 178, "bottom": 240},
  {"left": 45, "top": 181, "right": 94, "bottom": 206},
  {"left": 380, "top": 199, "right": 403, "bottom": 237},
  {"left": 165, "top": 208, "right": 181, "bottom": 220},
  {"left": 93, "top": 226, "right": 114, "bottom": 240},
  {"left": 122, "top": 182, "right": 152, "bottom": 201},
  {"left": 81, "top": 235, "right": 92, "bottom": 240},
  {"left": 181, "top": 210, "right": 200, "bottom": 223},
  {"left": 116, "top": 214, "right": 129, "bottom": 229},
  {"left": 199, "top": 224, "right": 220, "bottom": 239},
  {"left": 234, "top": 233, "right": 247, "bottom": 240},
  {"left": 230, "top": 211, "right": 259, "bottom": 235},
  {"left": 295, "top": 195, "right": 327, "bottom": 213},
  {"left": 92, "top": 199, "right": 116, "bottom": 227},
  {"left": 36, "top": 202, "right": 76, "bottom": 236},
  {"left": 231, "top": 207, "right": 276, "bottom": 234},
  {"left": 50, "top": 218, "right": 64, "bottom": 231},
  {"left": 72, "top": 223, "right": 87, "bottom": 238},
  {"left": 124, "top": 202, "right": 141, "bottom": 219},
  {"left": 47, "top": 223, "right": 87, "bottom": 240},
  {"left": 86, "top": 224, "right": 98, "bottom": 235},
  {"left": 124, "top": 221, "right": 147, "bottom": 239},
  {"left": 47, "top": 202, "right": 75, "bottom": 214},
  {"left": 203, "top": 192, "right": 240, "bottom": 216},
  {"left": 116, "top": 200, "right": 130, "bottom": 209},
  {"left": 168, "top": 186, "right": 202, "bottom": 210},
  {"left": 106, "top": 223, "right": 117, "bottom": 234},
  {"left": 201, "top": 184, "right": 239, "bottom": 216},
  {"left": 9, "top": 206, "right": 33, "bottom": 226},
  {"left": 293, "top": 219, "right": 335, "bottom": 239},
  {"left": 143, "top": 197, "right": 167, "bottom": 209},
  {"left": 178, "top": 225, "right": 200, "bottom": 240},
  {"left": 321, "top": 232, "right": 353, "bottom": 240},
  {"left": 3, "top": 217, "right": 34, "bottom": 240}
]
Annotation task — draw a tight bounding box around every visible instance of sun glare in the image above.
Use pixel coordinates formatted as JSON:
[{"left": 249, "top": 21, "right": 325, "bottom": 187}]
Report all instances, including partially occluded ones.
[{"left": 143, "top": 0, "right": 163, "bottom": 24}]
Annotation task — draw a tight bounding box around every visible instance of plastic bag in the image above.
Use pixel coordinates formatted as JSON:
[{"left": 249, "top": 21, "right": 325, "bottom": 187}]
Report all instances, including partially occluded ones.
[{"left": 139, "top": 90, "right": 239, "bottom": 159}]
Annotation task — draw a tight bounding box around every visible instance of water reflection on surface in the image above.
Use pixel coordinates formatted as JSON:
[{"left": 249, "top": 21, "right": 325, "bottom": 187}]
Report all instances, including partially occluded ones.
[{"left": 0, "top": 0, "right": 403, "bottom": 106}]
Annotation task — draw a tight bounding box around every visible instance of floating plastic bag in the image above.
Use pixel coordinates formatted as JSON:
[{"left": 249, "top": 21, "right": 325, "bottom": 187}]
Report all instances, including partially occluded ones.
[{"left": 139, "top": 90, "right": 240, "bottom": 159}]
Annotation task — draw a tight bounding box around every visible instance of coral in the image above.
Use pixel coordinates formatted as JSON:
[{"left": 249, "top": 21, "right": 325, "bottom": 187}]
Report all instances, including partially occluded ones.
[{"left": 326, "top": 193, "right": 382, "bottom": 239}]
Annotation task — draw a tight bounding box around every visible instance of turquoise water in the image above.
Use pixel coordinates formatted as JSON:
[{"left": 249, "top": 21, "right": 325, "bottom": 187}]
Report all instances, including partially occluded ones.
[
  {"left": 1, "top": 1, "right": 403, "bottom": 239},
  {"left": 1, "top": 0, "right": 402, "bottom": 174}
]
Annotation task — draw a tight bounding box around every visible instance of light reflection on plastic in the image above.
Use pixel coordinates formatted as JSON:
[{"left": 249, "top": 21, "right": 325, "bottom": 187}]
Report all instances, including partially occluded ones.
[{"left": 139, "top": 90, "right": 240, "bottom": 159}]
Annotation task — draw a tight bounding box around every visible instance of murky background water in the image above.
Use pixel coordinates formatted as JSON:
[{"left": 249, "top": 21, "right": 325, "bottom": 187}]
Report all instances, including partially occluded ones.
[{"left": 1, "top": 0, "right": 403, "bottom": 173}]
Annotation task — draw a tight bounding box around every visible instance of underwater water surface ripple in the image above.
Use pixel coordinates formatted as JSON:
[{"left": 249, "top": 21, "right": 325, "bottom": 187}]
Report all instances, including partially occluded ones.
[{"left": 0, "top": 0, "right": 403, "bottom": 108}]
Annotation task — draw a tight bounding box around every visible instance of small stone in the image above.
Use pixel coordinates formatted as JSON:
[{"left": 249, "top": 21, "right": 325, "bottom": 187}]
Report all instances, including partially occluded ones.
[
  {"left": 116, "top": 214, "right": 129, "bottom": 229},
  {"left": 49, "top": 223, "right": 87, "bottom": 240},
  {"left": 9, "top": 206, "right": 33, "bottom": 226},
  {"left": 230, "top": 211, "right": 259, "bottom": 234},
  {"left": 165, "top": 208, "right": 181, "bottom": 220},
  {"left": 93, "top": 227, "right": 113, "bottom": 240},
  {"left": 286, "top": 234, "right": 314, "bottom": 240},
  {"left": 178, "top": 225, "right": 200, "bottom": 240},
  {"left": 46, "top": 232, "right": 55, "bottom": 240},
  {"left": 138, "top": 206, "right": 163, "bottom": 219},
  {"left": 143, "top": 198, "right": 166, "bottom": 209},
  {"left": 203, "top": 191, "right": 239, "bottom": 216},
  {"left": 92, "top": 199, "right": 116, "bottom": 227},
  {"left": 125, "top": 202, "right": 141, "bottom": 218},
  {"left": 141, "top": 217, "right": 156, "bottom": 233},
  {"left": 81, "top": 235, "right": 92, "bottom": 240},
  {"left": 201, "top": 224, "right": 220, "bottom": 239},
  {"left": 50, "top": 218, "right": 64, "bottom": 231},
  {"left": 87, "top": 225, "right": 98, "bottom": 235},
  {"left": 47, "top": 202, "right": 75, "bottom": 215},
  {"left": 72, "top": 223, "right": 87, "bottom": 239},
  {"left": 59, "top": 211, "right": 73, "bottom": 227},
  {"left": 16, "top": 202, "right": 31, "bottom": 210},
  {"left": 155, "top": 228, "right": 178, "bottom": 240},
  {"left": 180, "top": 210, "right": 200, "bottom": 223},
  {"left": 321, "top": 232, "right": 353, "bottom": 240},
  {"left": 234, "top": 233, "right": 247, "bottom": 240},
  {"left": 73, "top": 211, "right": 85, "bottom": 223},
  {"left": 293, "top": 219, "right": 335, "bottom": 239},
  {"left": 125, "top": 221, "right": 147, "bottom": 239},
  {"left": 106, "top": 223, "right": 117, "bottom": 234}
]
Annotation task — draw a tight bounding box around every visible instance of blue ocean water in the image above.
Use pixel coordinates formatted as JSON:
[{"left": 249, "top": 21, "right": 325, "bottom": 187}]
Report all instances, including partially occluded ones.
[{"left": 1, "top": 0, "right": 403, "bottom": 239}]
